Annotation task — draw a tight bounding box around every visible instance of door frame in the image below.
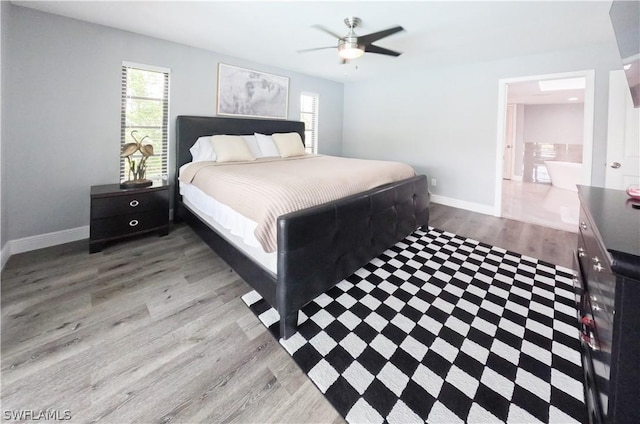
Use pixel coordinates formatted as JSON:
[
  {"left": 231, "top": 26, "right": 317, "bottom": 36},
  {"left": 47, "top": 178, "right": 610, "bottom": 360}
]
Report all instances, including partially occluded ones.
[
  {"left": 605, "top": 69, "right": 640, "bottom": 189},
  {"left": 493, "top": 69, "right": 595, "bottom": 216}
]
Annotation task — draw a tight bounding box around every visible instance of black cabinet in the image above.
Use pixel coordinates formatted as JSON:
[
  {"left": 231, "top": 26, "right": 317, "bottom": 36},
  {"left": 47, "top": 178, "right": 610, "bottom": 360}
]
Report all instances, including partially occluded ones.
[
  {"left": 574, "top": 186, "right": 640, "bottom": 424},
  {"left": 90, "top": 181, "right": 170, "bottom": 253}
]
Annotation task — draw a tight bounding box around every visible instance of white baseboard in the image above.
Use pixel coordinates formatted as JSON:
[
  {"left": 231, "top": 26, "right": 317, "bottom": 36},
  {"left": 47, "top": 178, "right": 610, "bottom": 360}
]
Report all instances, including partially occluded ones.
[
  {"left": 10, "top": 226, "right": 89, "bottom": 255},
  {"left": 1, "top": 242, "right": 10, "bottom": 271},
  {"left": 2, "top": 226, "right": 89, "bottom": 270},
  {"left": 430, "top": 194, "right": 496, "bottom": 216},
  {"left": 1, "top": 213, "right": 174, "bottom": 271}
]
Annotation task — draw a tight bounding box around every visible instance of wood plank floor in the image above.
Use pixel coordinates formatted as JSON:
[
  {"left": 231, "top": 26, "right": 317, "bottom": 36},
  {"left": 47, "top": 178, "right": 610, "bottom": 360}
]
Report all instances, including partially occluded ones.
[
  {"left": 0, "top": 203, "right": 578, "bottom": 423},
  {"left": 430, "top": 203, "right": 577, "bottom": 269}
]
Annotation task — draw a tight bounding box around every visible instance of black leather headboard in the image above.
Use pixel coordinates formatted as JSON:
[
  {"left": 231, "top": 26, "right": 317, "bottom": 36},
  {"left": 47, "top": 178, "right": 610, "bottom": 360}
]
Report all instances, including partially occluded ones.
[
  {"left": 175, "top": 116, "right": 305, "bottom": 169},
  {"left": 175, "top": 115, "right": 305, "bottom": 207}
]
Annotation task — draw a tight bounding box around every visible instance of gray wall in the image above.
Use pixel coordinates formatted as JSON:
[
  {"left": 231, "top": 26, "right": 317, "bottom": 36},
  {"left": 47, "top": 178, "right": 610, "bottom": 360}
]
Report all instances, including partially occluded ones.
[
  {"left": 342, "top": 43, "right": 621, "bottom": 207},
  {"left": 1, "top": 0, "right": 7, "bottom": 249},
  {"left": 3, "top": 4, "right": 344, "bottom": 242},
  {"left": 514, "top": 104, "right": 525, "bottom": 179},
  {"left": 523, "top": 103, "right": 584, "bottom": 144}
]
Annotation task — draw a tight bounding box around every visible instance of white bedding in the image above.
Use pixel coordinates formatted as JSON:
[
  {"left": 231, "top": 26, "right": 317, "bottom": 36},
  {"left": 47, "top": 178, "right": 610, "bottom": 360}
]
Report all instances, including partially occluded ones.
[{"left": 179, "top": 179, "right": 277, "bottom": 274}]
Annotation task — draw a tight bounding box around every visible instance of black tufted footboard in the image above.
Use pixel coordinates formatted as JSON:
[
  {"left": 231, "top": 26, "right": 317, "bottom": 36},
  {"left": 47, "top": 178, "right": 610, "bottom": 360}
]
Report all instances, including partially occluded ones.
[{"left": 276, "top": 175, "right": 430, "bottom": 338}]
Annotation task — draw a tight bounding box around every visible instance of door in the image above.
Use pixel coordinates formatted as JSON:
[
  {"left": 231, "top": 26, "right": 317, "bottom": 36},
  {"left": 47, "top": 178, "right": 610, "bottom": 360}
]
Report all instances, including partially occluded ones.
[
  {"left": 503, "top": 104, "right": 516, "bottom": 179},
  {"left": 605, "top": 70, "right": 640, "bottom": 189}
]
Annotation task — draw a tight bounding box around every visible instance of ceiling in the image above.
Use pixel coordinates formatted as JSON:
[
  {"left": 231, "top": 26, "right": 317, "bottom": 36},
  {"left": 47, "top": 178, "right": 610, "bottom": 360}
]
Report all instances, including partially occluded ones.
[{"left": 12, "top": 1, "right": 617, "bottom": 82}]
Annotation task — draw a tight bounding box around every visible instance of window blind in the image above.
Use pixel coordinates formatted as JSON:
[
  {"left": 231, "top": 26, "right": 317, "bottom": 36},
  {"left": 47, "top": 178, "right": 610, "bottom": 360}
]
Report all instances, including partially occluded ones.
[
  {"left": 300, "top": 92, "right": 319, "bottom": 154},
  {"left": 120, "top": 64, "right": 170, "bottom": 182}
]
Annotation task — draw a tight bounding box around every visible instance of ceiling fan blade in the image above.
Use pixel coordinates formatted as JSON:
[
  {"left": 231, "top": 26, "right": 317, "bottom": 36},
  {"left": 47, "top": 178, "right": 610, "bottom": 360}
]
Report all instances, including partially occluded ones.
[
  {"left": 365, "top": 44, "right": 402, "bottom": 57},
  {"left": 312, "top": 24, "right": 343, "bottom": 40},
  {"left": 358, "top": 25, "right": 404, "bottom": 45},
  {"left": 297, "top": 46, "right": 336, "bottom": 53}
]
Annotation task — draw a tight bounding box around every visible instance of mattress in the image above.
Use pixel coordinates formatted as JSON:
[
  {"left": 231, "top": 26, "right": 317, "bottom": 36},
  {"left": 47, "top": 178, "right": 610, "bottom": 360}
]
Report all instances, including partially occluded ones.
[{"left": 180, "top": 181, "right": 277, "bottom": 274}]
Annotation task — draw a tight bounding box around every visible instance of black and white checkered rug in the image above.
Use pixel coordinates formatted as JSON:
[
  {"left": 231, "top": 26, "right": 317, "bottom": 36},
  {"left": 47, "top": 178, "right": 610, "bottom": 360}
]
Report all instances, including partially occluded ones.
[{"left": 242, "top": 227, "right": 586, "bottom": 423}]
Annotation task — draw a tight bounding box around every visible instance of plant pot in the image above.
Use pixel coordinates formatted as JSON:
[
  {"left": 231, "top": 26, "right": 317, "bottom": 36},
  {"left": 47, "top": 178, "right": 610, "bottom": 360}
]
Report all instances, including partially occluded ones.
[{"left": 120, "top": 179, "right": 153, "bottom": 189}]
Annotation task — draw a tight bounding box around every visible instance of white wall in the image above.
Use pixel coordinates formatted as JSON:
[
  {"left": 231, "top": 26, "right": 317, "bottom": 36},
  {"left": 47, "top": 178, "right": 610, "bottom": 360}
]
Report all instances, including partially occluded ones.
[
  {"left": 523, "top": 103, "right": 584, "bottom": 144},
  {"left": 3, "top": 4, "right": 344, "bottom": 245},
  {"left": 343, "top": 43, "right": 621, "bottom": 209}
]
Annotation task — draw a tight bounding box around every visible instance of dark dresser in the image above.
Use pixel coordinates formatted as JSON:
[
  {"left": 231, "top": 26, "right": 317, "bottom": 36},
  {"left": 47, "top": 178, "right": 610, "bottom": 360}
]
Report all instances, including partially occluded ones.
[
  {"left": 574, "top": 185, "right": 640, "bottom": 423},
  {"left": 90, "top": 181, "right": 170, "bottom": 253}
]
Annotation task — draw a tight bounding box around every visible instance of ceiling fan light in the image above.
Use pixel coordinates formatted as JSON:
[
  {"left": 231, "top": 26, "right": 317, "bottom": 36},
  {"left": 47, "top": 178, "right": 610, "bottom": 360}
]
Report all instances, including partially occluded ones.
[{"left": 338, "top": 42, "right": 365, "bottom": 59}]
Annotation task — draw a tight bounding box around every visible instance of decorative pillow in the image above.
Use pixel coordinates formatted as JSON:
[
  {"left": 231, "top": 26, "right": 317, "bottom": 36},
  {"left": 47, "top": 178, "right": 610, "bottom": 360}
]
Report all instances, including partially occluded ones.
[
  {"left": 211, "top": 135, "right": 255, "bottom": 162},
  {"left": 273, "top": 132, "right": 306, "bottom": 158},
  {"left": 254, "top": 133, "right": 280, "bottom": 157},
  {"left": 189, "top": 136, "right": 216, "bottom": 162},
  {"left": 242, "top": 135, "right": 264, "bottom": 158}
]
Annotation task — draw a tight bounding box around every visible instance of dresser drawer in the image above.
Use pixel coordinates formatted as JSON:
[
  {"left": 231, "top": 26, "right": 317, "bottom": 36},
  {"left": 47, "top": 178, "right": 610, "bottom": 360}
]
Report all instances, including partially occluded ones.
[
  {"left": 90, "top": 210, "right": 168, "bottom": 240},
  {"left": 91, "top": 189, "right": 169, "bottom": 219},
  {"left": 578, "top": 209, "right": 610, "bottom": 276},
  {"left": 582, "top": 343, "right": 604, "bottom": 423}
]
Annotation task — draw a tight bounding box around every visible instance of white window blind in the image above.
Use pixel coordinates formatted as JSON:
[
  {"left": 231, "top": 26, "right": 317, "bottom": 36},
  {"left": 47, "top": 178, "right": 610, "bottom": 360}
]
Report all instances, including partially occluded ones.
[
  {"left": 120, "top": 63, "right": 170, "bottom": 182},
  {"left": 300, "top": 92, "right": 319, "bottom": 154}
]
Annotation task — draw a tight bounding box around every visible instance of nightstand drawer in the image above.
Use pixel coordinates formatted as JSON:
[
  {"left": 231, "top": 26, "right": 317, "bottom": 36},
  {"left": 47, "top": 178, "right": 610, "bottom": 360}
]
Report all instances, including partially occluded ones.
[
  {"left": 91, "top": 189, "right": 169, "bottom": 219},
  {"left": 90, "top": 210, "right": 168, "bottom": 240}
]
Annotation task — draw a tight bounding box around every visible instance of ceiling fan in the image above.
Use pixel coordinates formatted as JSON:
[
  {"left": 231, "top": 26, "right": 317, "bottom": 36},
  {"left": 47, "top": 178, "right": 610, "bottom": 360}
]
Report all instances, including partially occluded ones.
[{"left": 299, "top": 17, "right": 404, "bottom": 62}]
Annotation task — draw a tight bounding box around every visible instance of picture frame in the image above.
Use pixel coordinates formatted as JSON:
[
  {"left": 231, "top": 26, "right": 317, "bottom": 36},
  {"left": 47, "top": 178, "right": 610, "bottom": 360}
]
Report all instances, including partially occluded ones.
[{"left": 217, "top": 63, "right": 289, "bottom": 119}]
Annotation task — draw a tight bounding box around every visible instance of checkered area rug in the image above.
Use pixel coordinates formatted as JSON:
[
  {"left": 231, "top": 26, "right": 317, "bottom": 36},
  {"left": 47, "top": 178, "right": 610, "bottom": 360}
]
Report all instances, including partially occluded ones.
[{"left": 242, "top": 227, "right": 586, "bottom": 423}]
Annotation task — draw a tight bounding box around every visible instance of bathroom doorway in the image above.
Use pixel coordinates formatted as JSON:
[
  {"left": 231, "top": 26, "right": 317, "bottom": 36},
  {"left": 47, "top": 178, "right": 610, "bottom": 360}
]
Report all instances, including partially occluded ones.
[{"left": 494, "top": 70, "right": 595, "bottom": 232}]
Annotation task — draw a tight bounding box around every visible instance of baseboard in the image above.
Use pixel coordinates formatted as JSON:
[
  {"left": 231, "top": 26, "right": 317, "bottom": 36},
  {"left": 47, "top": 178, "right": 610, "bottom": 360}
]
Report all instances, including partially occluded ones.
[
  {"left": 2, "top": 212, "right": 174, "bottom": 270},
  {"left": 8, "top": 226, "right": 89, "bottom": 257},
  {"left": 1, "top": 242, "right": 10, "bottom": 271},
  {"left": 430, "top": 194, "right": 496, "bottom": 216}
]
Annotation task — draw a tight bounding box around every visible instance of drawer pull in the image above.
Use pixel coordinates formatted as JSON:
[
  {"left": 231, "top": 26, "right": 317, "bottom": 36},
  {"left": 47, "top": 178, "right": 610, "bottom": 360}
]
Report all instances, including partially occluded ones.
[
  {"left": 577, "top": 247, "right": 585, "bottom": 257},
  {"left": 580, "top": 316, "right": 600, "bottom": 351},
  {"left": 130, "top": 200, "right": 139, "bottom": 207},
  {"left": 129, "top": 219, "right": 139, "bottom": 227},
  {"left": 580, "top": 222, "right": 587, "bottom": 230},
  {"left": 592, "top": 256, "right": 603, "bottom": 272},
  {"left": 590, "top": 295, "right": 602, "bottom": 311}
]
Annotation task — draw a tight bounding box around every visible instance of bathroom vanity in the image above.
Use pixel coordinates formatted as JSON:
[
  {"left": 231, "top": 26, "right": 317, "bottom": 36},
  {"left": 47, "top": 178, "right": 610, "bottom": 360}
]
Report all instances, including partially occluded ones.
[{"left": 574, "top": 185, "right": 640, "bottom": 423}]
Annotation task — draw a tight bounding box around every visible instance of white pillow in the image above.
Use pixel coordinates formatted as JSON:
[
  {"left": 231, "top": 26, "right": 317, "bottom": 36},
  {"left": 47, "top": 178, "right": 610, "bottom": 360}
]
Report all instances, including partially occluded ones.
[
  {"left": 242, "top": 135, "right": 264, "bottom": 158},
  {"left": 273, "top": 132, "right": 306, "bottom": 158},
  {"left": 189, "top": 136, "right": 216, "bottom": 162},
  {"left": 254, "top": 133, "right": 280, "bottom": 157},
  {"left": 211, "top": 135, "right": 255, "bottom": 162}
]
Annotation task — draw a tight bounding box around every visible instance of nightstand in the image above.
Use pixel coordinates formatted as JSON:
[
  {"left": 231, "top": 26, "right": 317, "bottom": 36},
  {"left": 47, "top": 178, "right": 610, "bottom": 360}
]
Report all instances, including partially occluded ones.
[{"left": 90, "top": 181, "right": 170, "bottom": 253}]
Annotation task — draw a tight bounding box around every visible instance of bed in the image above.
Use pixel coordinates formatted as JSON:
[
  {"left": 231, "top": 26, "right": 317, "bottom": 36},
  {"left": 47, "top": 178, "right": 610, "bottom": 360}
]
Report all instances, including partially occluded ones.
[{"left": 174, "top": 115, "right": 430, "bottom": 339}]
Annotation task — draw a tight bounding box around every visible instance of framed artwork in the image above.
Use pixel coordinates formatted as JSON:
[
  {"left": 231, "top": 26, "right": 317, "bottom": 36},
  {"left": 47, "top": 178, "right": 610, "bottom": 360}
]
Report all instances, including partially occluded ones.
[{"left": 217, "top": 63, "right": 289, "bottom": 119}]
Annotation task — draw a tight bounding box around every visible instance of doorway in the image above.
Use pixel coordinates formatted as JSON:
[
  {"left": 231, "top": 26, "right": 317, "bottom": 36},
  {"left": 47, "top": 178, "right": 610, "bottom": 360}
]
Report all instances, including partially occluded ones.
[{"left": 495, "top": 70, "right": 595, "bottom": 232}]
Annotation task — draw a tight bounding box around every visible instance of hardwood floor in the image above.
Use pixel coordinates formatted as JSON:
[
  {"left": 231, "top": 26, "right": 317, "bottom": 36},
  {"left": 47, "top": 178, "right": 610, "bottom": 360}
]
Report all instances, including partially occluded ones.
[
  {"left": 0, "top": 203, "right": 577, "bottom": 423},
  {"left": 430, "top": 203, "right": 577, "bottom": 269}
]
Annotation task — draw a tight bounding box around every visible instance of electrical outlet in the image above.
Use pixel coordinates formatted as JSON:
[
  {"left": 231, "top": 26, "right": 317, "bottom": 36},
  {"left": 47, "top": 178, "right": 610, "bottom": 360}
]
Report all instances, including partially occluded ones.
[{"left": 431, "top": 178, "right": 437, "bottom": 187}]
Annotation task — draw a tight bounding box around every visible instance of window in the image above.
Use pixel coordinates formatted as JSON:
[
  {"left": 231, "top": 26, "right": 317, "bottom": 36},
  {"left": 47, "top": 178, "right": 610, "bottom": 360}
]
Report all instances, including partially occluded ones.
[
  {"left": 120, "top": 62, "right": 170, "bottom": 181},
  {"left": 300, "top": 92, "right": 319, "bottom": 153}
]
